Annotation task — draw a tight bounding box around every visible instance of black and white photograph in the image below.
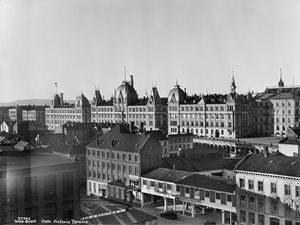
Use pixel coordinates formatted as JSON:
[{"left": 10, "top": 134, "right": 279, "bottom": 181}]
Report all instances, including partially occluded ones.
[{"left": 0, "top": 0, "right": 300, "bottom": 224}]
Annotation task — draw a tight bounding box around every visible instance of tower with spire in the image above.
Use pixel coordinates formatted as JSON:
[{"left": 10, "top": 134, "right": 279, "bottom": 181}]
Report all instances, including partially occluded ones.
[
  {"left": 230, "top": 71, "right": 237, "bottom": 94},
  {"left": 278, "top": 68, "right": 284, "bottom": 88}
]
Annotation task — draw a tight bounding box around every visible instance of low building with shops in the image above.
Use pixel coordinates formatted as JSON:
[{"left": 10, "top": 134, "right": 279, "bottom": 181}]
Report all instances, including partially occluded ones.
[
  {"left": 140, "top": 168, "right": 194, "bottom": 209},
  {"left": 175, "top": 174, "right": 236, "bottom": 224}
]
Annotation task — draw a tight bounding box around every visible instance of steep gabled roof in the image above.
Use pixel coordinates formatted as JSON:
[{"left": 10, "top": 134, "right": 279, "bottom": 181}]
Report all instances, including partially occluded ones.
[{"left": 86, "top": 124, "right": 151, "bottom": 153}]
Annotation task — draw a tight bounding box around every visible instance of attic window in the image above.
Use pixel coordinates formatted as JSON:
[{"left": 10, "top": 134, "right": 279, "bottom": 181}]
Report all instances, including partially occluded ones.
[{"left": 291, "top": 161, "right": 297, "bottom": 166}]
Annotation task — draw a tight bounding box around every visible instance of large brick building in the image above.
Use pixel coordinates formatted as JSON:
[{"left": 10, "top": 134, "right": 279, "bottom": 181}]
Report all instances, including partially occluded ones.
[
  {"left": 46, "top": 92, "right": 91, "bottom": 131},
  {"left": 168, "top": 77, "right": 254, "bottom": 138},
  {"left": 91, "top": 75, "right": 168, "bottom": 132}
]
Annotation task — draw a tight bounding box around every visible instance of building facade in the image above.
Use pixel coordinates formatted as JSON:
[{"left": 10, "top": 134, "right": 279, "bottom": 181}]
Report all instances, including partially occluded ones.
[
  {"left": 91, "top": 75, "right": 168, "bottom": 132},
  {"left": 235, "top": 151, "right": 300, "bottom": 225},
  {"left": 168, "top": 77, "right": 254, "bottom": 139},
  {"left": 46, "top": 92, "right": 91, "bottom": 131},
  {"left": 86, "top": 124, "right": 162, "bottom": 204},
  {"left": 0, "top": 149, "right": 80, "bottom": 224}
]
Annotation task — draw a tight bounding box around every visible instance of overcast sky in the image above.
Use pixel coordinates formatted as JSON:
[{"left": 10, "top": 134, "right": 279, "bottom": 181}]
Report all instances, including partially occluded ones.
[{"left": 1, "top": 0, "right": 300, "bottom": 102}]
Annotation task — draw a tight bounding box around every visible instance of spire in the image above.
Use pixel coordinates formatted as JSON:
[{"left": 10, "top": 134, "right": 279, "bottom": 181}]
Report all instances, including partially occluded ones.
[
  {"left": 230, "top": 71, "right": 236, "bottom": 93},
  {"left": 278, "top": 68, "right": 284, "bottom": 88},
  {"left": 54, "top": 82, "right": 58, "bottom": 94}
]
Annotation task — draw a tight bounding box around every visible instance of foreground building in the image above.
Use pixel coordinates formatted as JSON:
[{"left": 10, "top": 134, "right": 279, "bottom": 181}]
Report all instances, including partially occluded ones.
[
  {"left": 91, "top": 75, "right": 168, "bottom": 132},
  {"left": 86, "top": 124, "right": 162, "bottom": 205},
  {"left": 0, "top": 147, "right": 80, "bottom": 224},
  {"left": 235, "top": 151, "right": 300, "bottom": 225}
]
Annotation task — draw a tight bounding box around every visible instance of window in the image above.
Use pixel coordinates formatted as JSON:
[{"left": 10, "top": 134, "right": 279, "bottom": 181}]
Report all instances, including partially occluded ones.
[
  {"left": 258, "top": 214, "right": 265, "bottom": 225},
  {"left": 240, "top": 194, "right": 246, "bottom": 206},
  {"left": 258, "top": 181, "right": 264, "bottom": 192},
  {"left": 248, "top": 180, "right": 254, "bottom": 190},
  {"left": 62, "top": 172, "right": 74, "bottom": 197},
  {"left": 216, "top": 193, "right": 220, "bottom": 199},
  {"left": 227, "top": 195, "right": 232, "bottom": 202},
  {"left": 44, "top": 174, "right": 56, "bottom": 200},
  {"left": 239, "top": 178, "right": 245, "bottom": 188},
  {"left": 257, "top": 197, "right": 265, "bottom": 211},
  {"left": 249, "top": 196, "right": 254, "bottom": 209},
  {"left": 271, "top": 182, "right": 277, "bottom": 194},
  {"left": 284, "top": 184, "right": 291, "bottom": 196},
  {"left": 185, "top": 187, "right": 190, "bottom": 194},
  {"left": 240, "top": 210, "right": 246, "bottom": 222},
  {"left": 205, "top": 191, "right": 209, "bottom": 198},
  {"left": 296, "top": 186, "right": 300, "bottom": 197},
  {"left": 44, "top": 203, "right": 57, "bottom": 220},
  {"left": 296, "top": 204, "right": 300, "bottom": 218},
  {"left": 285, "top": 203, "right": 292, "bottom": 218},
  {"left": 134, "top": 155, "right": 138, "bottom": 162},
  {"left": 63, "top": 200, "right": 74, "bottom": 220},
  {"left": 249, "top": 212, "right": 255, "bottom": 224},
  {"left": 128, "top": 155, "right": 132, "bottom": 161},
  {"left": 271, "top": 199, "right": 278, "bottom": 214}
]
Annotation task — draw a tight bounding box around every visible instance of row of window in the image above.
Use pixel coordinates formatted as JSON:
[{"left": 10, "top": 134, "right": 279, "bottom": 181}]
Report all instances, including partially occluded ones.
[
  {"left": 239, "top": 178, "right": 300, "bottom": 197},
  {"left": 239, "top": 210, "right": 300, "bottom": 225},
  {"left": 87, "top": 150, "right": 138, "bottom": 162}
]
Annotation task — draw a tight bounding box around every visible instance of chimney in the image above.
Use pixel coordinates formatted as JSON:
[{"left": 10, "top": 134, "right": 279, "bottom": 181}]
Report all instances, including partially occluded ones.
[
  {"left": 263, "top": 146, "right": 268, "bottom": 157},
  {"left": 60, "top": 93, "right": 64, "bottom": 105},
  {"left": 140, "top": 122, "right": 144, "bottom": 132},
  {"left": 172, "top": 164, "right": 176, "bottom": 170},
  {"left": 130, "top": 121, "right": 135, "bottom": 134},
  {"left": 130, "top": 75, "right": 134, "bottom": 88}
]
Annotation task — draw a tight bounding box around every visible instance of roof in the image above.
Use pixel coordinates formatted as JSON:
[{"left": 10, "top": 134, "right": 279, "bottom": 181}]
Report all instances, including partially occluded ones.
[
  {"left": 46, "top": 143, "right": 86, "bottom": 156},
  {"left": 176, "top": 174, "right": 236, "bottom": 193},
  {"left": 279, "top": 137, "right": 300, "bottom": 145},
  {"left": 288, "top": 127, "right": 300, "bottom": 138},
  {"left": 0, "top": 136, "right": 7, "bottom": 143},
  {"left": 86, "top": 124, "right": 151, "bottom": 153},
  {"left": 161, "top": 149, "right": 241, "bottom": 172},
  {"left": 270, "top": 92, "right": 300, "bottom": 100},
  {"left": 142, "top": 168, "right": 194, "bottom": 183},
  {"left": 236, "top": 152, "right": 300, "bottom": 178},
  {"left": 254, "top": 92, "right": 277, "bottom": 101},
  {"left": 0, "top": 149, "right": 74, "bottom": 172},
  {"left": 14, "top": 141, "right": 29, "bottom": 150},
  {"left": 145, "top": 130, "right": 167, "bottom": 141},
  {"left": 160, "top": 156, "right": 197, "bottom": 172}
]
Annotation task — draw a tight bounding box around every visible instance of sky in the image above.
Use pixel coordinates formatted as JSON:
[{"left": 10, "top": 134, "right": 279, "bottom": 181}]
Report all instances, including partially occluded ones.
[{"left": 1, "top": 0, "right": 300, "bottom": 102}]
